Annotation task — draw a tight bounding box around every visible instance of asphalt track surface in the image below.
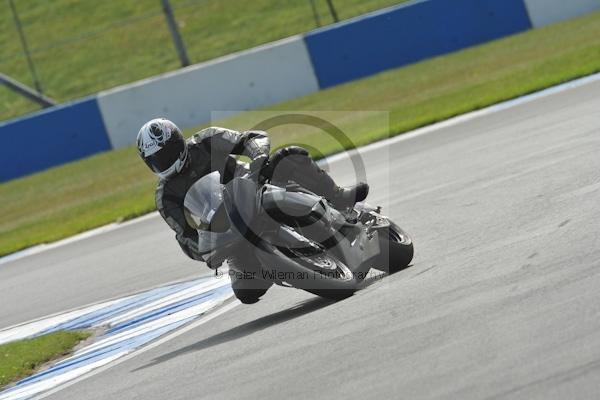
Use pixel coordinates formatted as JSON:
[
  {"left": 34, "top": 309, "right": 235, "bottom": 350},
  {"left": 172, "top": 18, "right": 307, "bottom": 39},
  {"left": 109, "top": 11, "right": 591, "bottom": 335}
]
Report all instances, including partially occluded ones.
[{"left": 2, "top": 78, "right": 600, "bottom": 399}]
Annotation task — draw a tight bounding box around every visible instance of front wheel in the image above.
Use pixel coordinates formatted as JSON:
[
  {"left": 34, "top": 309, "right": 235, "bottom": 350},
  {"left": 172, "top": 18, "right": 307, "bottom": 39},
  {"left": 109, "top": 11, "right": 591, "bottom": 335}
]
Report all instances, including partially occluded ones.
[
  {"left": 282, "top": 249, "right": 358, "bottom": 300},
  {"left": 375, "top": 223, "right": 414, "bottom": 274}
]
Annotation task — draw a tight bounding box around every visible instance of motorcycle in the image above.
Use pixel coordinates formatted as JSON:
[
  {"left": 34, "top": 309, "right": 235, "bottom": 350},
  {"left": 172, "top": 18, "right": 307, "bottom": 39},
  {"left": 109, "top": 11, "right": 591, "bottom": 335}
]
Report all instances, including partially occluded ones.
[{"left": 183, "top": 170, "right": 414, "bottom": 301}]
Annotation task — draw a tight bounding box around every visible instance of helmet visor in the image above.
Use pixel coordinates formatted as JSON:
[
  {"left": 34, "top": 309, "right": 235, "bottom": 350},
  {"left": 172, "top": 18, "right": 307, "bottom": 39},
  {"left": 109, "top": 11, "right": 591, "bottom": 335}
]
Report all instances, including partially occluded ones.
[{"left": 143, "top": 139, "right": 185, "bottom": 173}]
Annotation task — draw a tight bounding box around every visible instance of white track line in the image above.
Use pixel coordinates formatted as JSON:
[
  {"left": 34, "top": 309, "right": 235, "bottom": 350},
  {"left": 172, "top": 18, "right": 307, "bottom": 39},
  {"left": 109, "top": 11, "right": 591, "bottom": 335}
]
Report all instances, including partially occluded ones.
[
  {"left": 0, "top": 212, "right": 159, "bottom": 266},
  {"left": 2, "top": 72, "right": 600, "bottom": 267},
  {"left": 103, "top": 277, "right": 228, "bottom": 326},
  {"left": 324, "top": 72, "right": 600, "bottom": 164}
]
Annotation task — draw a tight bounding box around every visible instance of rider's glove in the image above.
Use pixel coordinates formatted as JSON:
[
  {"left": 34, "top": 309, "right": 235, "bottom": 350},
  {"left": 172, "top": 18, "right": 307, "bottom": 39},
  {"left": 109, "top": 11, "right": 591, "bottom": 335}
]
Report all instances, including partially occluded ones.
[{"left": 249, "top": 154, "right": 268, "bottom": 182}]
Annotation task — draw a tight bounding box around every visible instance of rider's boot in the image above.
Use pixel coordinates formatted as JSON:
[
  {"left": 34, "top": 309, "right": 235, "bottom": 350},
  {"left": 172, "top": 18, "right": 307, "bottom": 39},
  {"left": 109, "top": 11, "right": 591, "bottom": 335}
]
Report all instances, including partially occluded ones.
[{"left": 329, "top": 182, "right": 370, "bottom": 210}]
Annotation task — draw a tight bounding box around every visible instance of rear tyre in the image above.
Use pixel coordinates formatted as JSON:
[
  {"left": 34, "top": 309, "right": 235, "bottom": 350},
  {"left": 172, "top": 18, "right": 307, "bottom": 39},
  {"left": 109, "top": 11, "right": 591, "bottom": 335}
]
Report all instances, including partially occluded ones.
[{"left": 375, "top": 223, "right": 414, "bottom": 274}]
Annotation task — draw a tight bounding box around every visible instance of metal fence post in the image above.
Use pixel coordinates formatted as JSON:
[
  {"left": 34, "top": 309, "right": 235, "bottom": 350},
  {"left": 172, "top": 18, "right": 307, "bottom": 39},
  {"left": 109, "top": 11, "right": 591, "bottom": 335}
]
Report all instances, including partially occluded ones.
[
  {"left": 161, "top": 0, "right": 190, "bottom": 67},
  {"left": 8, "top": 0, "right": 44, "bottom": 94},
  {"left": 308, "top": 0, "right": 321, "bottom": 27},
  {"left": 325, "top": 0, "right": 339, "bottom": 22},
  {"left": 0, "top": 73, "right": 56, "bottom": 108}
]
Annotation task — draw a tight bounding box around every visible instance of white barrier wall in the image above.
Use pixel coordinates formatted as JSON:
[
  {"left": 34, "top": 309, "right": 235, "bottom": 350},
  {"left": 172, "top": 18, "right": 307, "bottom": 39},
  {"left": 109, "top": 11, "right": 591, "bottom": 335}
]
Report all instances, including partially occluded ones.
[
  {"left": 524, "top": 0, "right": 600, "bottom": 27},
  {"left": 97, "top": 36, "right": 319, "bottom": 148}
]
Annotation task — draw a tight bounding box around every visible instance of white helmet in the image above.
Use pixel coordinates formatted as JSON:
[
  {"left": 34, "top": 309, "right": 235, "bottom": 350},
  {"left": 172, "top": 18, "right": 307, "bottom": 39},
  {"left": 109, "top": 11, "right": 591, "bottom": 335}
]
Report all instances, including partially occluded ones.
[{"left": 136, "top": 118, "right": 188, "bottom": 180}]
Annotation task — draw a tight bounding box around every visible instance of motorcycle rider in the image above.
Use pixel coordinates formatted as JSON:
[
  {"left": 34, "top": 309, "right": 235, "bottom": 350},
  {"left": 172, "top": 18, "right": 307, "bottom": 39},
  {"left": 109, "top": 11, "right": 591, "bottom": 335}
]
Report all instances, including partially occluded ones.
[{"left": 137, "top": 118, "right": 369, "bottom": 303}]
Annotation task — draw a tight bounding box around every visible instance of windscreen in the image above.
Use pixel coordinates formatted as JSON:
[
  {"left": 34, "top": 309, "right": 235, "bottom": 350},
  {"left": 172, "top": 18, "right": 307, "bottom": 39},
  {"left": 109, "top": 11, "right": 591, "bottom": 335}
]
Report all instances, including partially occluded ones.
[{"left": 183, "top": 171, "right": 225, "bottom": 229}]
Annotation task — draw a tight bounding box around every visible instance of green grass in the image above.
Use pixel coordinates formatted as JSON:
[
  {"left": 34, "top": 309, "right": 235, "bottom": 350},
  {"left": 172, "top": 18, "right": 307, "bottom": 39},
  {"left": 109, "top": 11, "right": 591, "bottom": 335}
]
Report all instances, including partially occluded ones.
[
  {"left": 0, "top": 0, "right": 404, "bottom": 121},
  {"left": 1, "top": 11, "right": 600, "bottom": 257},
  {"left": 0, "top": 331, "right": 90, "bottom": 389}
]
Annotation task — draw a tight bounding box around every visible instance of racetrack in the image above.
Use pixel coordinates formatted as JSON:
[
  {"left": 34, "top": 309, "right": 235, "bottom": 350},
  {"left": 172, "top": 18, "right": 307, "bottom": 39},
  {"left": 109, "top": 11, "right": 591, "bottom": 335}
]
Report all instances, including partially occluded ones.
[
  {"left": 3, "top": 77, "right": 600, "bottom": 399},
  {"left": 0, "top": 217, "right": 207, "bottom": 329}
]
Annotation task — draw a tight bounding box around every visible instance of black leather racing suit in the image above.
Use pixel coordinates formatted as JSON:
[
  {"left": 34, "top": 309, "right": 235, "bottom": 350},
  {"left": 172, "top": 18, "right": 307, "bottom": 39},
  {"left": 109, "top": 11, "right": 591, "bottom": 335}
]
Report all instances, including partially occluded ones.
[{"left": 155, "top": 126, "right": 340, "bottom": 267}]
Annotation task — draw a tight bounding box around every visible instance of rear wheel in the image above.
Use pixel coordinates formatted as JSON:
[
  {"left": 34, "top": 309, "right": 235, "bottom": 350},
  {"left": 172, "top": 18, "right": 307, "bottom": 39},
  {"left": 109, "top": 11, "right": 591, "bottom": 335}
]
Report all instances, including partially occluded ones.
[{"left": 375, "top": 223, "right": 414, "bottom": 274}]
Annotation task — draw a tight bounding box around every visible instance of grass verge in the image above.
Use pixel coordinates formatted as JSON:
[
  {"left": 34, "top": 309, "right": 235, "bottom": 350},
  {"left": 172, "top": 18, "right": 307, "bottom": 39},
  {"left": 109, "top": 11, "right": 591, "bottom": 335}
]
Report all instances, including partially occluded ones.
[
  {"left": 0, "top": 331, "right": 90, "bottom": 389},
  {"left": 1, "top": 11, "right": 600, "bottom": 257}
]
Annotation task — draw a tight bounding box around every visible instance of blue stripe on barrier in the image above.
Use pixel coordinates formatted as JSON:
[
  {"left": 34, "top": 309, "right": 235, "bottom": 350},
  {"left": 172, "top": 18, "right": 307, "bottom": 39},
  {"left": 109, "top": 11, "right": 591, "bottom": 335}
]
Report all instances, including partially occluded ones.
[
  {"left": 304, "top": 0, "right": 533, "bottom": 88},
  {"left": 0, "top": 97, "right": 112, "bottom": 183}
]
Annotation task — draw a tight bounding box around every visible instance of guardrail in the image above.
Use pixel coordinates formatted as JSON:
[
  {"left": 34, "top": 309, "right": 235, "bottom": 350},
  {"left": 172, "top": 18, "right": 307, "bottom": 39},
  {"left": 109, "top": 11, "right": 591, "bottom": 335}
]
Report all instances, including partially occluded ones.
[
  {"left": 523, "top": 0, "right": 600, "bottom": 27},
  {"left": 96, "top": 36, "right": 319, "bottom": 149},
  {"left": 0, "top": 97, "right": 110, "bottom": 182},
  {"left": 304, "top": 0, "right": 532, "bottom": 88},
  {"left": 2, "top": 0, "right": 599, "bottom": 182}
]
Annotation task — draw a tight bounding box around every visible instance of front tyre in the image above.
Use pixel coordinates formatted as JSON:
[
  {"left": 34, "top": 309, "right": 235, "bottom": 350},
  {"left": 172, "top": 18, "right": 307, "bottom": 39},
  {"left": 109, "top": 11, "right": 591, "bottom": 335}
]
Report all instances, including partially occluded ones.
[
  {"left": 284, "top": 249, "right": 357, "bottom": 300},
  {"left": 375, "top": 222, "right": 414, "bottom": 274}
]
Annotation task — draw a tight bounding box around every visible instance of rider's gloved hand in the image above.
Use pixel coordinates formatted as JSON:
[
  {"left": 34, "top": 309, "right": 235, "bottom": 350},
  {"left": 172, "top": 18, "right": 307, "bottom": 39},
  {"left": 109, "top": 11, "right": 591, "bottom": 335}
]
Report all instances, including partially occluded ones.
[{"left": 249, "top": 154, "right": 269, "bottom": 183}]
